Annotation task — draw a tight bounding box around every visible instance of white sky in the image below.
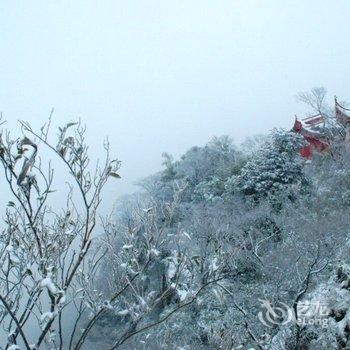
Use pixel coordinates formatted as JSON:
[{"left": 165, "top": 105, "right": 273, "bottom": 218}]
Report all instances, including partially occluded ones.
[{"left": 1, "top": 1, "right": 350, "bottom": 203}]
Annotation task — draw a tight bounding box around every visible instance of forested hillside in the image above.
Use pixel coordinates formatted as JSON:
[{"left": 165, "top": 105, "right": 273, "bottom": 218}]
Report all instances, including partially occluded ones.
[
  {"left": 1, "top": 91, "right": 350, "bottom": 350},
  {"left": 86, "top": 92, "right": 350, "bottom": 349}
]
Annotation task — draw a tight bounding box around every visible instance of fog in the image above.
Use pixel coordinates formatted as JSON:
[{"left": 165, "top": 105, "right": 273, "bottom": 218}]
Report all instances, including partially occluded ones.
[
  {"left": 1, "top": 2, "right": 350, "bottom": 348},
  {"left": 1, "top": 0, "right": 350, "bottom": 204}
]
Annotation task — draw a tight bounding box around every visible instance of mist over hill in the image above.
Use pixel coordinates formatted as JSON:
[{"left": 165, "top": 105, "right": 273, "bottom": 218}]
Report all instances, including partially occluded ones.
[
  {"left": 2, "top": 89, "right": 350, "bottom": 350},
  {"left": 82, "top": 90, "right": 350, "bottom": 349}
]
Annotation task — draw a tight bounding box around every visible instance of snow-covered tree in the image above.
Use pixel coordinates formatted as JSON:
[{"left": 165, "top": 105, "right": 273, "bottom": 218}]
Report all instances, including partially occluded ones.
[
  {"left": 0, "top": 119, "right": 222, "bottom": 350},
  {"left": 233, "top": 129, "right": 309, "bottom": 204},
  {"left": 0, "top": 118, "right": 123, "bottom": 349}
]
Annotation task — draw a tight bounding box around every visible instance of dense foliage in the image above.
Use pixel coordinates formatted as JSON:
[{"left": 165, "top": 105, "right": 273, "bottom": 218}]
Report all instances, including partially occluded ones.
[
  {"left": 1, "top": 91, "right": 350, "bottom": 350},
  {"left": 92, "top": 126, "right": 350, "bottom": 349}
]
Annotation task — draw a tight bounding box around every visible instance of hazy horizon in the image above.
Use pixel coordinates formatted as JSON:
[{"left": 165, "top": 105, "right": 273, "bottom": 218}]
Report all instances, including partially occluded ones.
[{"left": 1, "top": 1, "right": 350, "bottom": 201}]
